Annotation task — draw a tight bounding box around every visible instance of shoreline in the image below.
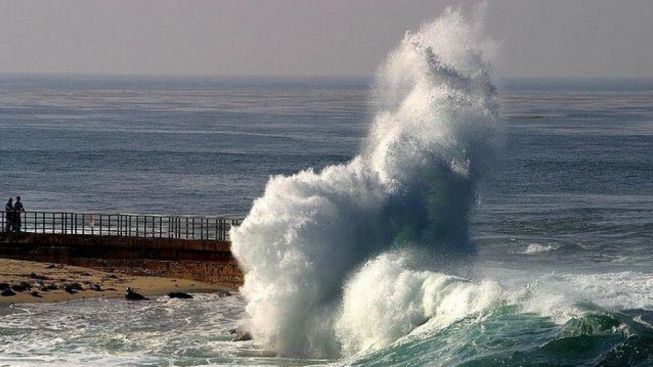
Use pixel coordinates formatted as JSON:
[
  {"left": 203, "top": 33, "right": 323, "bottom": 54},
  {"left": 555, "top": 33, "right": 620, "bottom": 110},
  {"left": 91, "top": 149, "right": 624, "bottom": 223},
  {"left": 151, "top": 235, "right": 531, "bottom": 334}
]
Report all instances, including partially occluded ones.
[{"left": 0, "top": 258, "right": 234, "bottom": 304}]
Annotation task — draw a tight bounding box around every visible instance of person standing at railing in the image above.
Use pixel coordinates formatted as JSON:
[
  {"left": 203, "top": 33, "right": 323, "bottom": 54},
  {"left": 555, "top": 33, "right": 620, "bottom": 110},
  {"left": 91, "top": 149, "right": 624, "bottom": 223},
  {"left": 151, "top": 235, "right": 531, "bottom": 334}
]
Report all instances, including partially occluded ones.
[
  {"left": 12, "top": 196, "right": 24, "bottom": 232},
  {"left": 4, "top": 198, "right": 13, "bottom": 232}
]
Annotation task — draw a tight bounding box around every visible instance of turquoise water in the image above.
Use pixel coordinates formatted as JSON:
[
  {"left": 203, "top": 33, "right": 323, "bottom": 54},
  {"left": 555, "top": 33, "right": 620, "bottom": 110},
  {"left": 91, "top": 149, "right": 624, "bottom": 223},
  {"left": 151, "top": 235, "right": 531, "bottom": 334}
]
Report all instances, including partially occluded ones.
[{"left": 0, "top": 75, "right": 652, "bottom": 366}]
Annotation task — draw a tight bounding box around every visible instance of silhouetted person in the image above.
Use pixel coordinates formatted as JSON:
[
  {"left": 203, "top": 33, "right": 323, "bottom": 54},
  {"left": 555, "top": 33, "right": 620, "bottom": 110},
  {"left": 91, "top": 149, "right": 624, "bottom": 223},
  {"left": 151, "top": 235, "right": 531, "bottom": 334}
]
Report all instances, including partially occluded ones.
[
  {"left": 4, "top": 198, "right": 12, "bottom": 232},
  {"left": 13, "top": 196, "right": 24, "bottom": 232}
]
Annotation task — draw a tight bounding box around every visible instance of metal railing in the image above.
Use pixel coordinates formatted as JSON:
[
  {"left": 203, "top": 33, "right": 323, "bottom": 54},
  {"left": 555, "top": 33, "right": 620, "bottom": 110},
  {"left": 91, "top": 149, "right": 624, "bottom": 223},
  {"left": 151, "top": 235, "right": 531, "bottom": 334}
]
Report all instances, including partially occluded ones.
[{"left": 0, "top": 211, "right": 241, "bottom": 241}]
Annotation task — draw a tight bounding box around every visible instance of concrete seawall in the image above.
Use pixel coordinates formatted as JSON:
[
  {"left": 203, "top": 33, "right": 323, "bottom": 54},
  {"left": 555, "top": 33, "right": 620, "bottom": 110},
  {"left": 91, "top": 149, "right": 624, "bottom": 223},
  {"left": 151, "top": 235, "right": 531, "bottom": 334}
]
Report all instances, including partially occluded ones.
[{"left": 0, "top": 232, "right": 243, "bottom": 287}]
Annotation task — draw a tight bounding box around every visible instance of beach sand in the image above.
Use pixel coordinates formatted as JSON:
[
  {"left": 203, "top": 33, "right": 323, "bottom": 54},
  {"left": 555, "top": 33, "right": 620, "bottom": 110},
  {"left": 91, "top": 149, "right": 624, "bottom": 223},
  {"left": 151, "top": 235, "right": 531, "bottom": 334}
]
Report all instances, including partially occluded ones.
[{"left": 0, "top": 259, "right": 228, "bottom": 304}]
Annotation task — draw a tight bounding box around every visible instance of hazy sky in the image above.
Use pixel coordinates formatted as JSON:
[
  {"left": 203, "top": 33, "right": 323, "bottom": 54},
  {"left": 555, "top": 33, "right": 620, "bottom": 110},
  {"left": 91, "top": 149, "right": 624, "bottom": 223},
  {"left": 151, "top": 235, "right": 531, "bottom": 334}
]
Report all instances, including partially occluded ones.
[{"left": 0, "top": 0, "right": 651, "bottom": 78}]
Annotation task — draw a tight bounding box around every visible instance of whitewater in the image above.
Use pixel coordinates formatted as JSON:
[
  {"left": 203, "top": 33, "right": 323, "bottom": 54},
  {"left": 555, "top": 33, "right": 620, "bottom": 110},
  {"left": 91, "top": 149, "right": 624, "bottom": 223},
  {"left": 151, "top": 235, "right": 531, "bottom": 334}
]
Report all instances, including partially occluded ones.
[
  {"left": 230, "top": 9, "right": 653, "bottom": 364},
  {"left": 231, "top": 8, "right": 498, "bottom": 358}
]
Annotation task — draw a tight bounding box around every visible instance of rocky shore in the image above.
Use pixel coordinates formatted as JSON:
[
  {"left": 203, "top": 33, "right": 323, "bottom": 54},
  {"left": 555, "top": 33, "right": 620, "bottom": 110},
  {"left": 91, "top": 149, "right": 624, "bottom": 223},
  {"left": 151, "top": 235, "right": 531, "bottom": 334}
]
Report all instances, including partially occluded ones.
[{"left": 0, "top": 259, "right": 229, "bottom": 304}]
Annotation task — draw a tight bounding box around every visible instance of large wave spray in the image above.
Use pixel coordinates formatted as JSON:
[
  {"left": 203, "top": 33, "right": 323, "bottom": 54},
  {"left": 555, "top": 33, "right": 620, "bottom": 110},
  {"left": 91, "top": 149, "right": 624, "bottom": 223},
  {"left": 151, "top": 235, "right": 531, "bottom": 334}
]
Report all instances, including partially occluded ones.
[{"left": 231, "top": 9, "right": 499, "bottom": 357}]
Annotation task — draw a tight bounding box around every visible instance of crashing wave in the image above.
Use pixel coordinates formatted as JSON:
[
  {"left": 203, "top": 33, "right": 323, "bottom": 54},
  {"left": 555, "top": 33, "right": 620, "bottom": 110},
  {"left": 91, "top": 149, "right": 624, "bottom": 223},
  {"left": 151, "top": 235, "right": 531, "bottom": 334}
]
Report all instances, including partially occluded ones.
[{"left": 231, "top": 8, "right": 498, "bottom": 357}]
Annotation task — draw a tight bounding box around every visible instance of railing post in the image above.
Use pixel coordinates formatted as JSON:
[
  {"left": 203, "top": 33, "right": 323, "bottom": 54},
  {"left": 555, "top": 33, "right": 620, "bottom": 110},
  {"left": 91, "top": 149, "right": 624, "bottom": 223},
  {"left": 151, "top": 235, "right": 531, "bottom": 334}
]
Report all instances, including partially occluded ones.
[
  {"left": 198, "top": 218, "right": 201, "bottom": 240},
  {"left": 217, "top": 218, "right": 222, "bottom": 241}
]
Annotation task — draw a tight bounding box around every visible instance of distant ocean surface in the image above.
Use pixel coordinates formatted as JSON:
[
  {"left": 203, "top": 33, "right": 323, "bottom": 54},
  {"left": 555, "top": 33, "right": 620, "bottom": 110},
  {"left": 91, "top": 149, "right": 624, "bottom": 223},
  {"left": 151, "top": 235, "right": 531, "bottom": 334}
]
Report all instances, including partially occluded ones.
[
  {"left": 0, "top": 76, "right": 369, "bottom": 216},
  {"left": 1, "top": 76, "right": 651, "bottom": 271},
  {"left": 1, "top": 75, "right": 652, "bottom": 366}
]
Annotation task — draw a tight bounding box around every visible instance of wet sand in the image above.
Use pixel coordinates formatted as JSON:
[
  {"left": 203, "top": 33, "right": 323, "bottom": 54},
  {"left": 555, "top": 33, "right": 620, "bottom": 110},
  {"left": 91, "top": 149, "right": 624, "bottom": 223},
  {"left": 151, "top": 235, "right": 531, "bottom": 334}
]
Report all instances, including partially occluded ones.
[{"left": 0, "top": 259, "right": 227, "bottom": 304}]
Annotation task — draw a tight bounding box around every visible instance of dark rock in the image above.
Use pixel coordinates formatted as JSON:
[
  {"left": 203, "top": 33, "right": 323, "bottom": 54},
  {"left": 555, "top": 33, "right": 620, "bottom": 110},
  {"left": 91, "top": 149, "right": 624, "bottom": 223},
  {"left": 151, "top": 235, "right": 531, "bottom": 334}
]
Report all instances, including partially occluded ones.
[
  {"left": 30, "top": 290, "right": 42, "bottom": 298},
  {"left": 229, "top": 328, "right": 252, "bottom": 342},
  {"left": 168, "top": 292, "right": 193, "bottom": 299},
  {"left": 234, "top": 332, "right": 252, "bottom": 341},
  {"left": 40, "top": 283, "right": 58, "bottom": 292},
  {"left": 45, "top": 264, "right": 57, "bottom": 269},
  {"left": 1, "top": 289, "right": 16, "bottom": 297},
  {"left": 79, "top": 272, "right": 92, "bottom": 277},
  {"left": 0, "top": 282, "right": 10, "bottom": 290},
  {"left": 60, "top": 282, "right": 84, "bottom": 294},
  {"left": 108, "top": 274, "right": 119, "bottom": 279},
  {"left": 89, "top": 284, "right": 102, "bottom": 291},
  {"left": 125, "top": 287, "right": 148, "bottom": 301},
  {"left": 217, "top": 289, "right": 232, "bottom": 297},
  {"left": 11, "top": 282, "right": 31, "bottom": 292},
  {"left": 29, "top": 272, "right": 51, "bottom": 280}
]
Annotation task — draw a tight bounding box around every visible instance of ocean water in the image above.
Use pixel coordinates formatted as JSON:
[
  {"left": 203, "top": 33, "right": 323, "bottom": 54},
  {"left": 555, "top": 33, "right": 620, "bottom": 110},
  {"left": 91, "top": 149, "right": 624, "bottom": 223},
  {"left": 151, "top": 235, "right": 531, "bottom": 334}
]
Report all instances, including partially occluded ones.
[
  {"left": 2, "top": 16, "right": 653, "bottom": 367},
  {"left": 0, "top": 75, "right": 367, "bottom": 216}
]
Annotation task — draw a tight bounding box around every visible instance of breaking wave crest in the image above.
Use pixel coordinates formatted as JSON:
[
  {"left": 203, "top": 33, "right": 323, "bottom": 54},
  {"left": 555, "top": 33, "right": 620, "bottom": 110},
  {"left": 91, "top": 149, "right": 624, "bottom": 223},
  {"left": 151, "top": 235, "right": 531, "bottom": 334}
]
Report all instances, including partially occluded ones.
[
  {"left": 524, "top": 243, "right": 557, "bottom": 254},
  {"left": 230, "top": 8, "right": 499, "bottom": 358}
]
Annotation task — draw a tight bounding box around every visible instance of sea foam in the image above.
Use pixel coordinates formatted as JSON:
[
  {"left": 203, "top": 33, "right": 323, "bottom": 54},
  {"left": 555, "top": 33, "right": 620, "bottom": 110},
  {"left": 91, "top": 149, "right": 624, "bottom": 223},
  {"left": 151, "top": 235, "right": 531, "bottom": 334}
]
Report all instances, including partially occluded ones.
[{"left": 231, "top": 8, "right": 499, "bottom": 357}]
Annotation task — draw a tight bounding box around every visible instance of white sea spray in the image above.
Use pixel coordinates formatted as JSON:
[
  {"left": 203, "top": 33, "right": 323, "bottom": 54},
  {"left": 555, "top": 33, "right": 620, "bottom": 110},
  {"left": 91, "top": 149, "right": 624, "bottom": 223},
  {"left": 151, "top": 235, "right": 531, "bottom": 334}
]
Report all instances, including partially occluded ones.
[{"left": 231, "top": 8, "right": 500, "bottom": 357}]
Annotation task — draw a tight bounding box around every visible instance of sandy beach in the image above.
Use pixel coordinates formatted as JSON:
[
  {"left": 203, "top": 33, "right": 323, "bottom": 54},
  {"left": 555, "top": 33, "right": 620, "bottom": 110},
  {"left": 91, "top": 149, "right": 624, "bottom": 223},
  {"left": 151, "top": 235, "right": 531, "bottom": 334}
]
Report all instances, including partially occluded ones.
[{"left": 0, "top": 258, "right": 229, "bottom": 304}]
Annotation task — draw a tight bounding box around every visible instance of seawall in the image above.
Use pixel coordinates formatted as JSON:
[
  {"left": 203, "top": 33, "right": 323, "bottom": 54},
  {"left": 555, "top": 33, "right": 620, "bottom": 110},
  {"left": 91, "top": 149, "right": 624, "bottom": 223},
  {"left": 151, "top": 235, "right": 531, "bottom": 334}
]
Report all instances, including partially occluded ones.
[{"left": 0, "top": 232, "right": 243, "bottom": 288}]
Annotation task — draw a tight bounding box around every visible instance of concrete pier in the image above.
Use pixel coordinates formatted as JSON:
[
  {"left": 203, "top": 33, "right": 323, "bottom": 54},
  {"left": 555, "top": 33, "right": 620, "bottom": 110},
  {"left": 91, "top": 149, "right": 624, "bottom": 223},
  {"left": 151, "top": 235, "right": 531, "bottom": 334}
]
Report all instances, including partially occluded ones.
[{"left": 0, "top": 232, "right": 243, "bottom": 287}]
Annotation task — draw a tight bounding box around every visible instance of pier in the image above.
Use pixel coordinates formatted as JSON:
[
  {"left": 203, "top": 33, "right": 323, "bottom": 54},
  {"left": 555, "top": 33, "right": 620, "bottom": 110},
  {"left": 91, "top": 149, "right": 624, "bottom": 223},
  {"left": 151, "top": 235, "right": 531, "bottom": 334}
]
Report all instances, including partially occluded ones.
[{"left": 0, "top": 211, "right": 244, "bottom": 286}]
